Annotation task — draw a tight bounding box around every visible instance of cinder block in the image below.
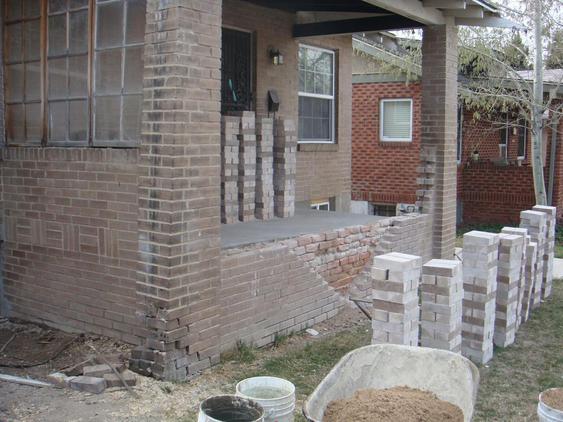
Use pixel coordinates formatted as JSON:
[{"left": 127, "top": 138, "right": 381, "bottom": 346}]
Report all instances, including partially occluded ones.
[
  {"left": 69, "top": 376, "right": 106, "bottom": 394},
  {"left": 103, "top": 370, "right": 137, "bottom": 388}
]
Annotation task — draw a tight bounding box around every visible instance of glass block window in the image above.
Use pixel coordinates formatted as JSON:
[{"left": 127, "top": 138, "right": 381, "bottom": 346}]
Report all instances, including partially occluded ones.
[
  {"left": 3, "top": 0, "right": 146, "bottom": 147},
  {"left": 298, "top": 45, "right": 335, "bottom": 143},
  {"left": 380, "top": 99, "right": 412, "bottom": 142}
]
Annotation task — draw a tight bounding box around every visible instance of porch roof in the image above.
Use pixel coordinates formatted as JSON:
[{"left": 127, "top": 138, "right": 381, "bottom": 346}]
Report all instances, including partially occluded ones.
[
  {"left": 241, "top": 0, "right": 507, "bottom": 37},
  {"left": 221, "top": 205, "right": 387, "bottom": 249}
]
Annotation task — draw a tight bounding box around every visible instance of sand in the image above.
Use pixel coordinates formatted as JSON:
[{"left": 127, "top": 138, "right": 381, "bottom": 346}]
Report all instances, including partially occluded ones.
[
  {"left": 543, "top": 388, "right": 563, "bottom": 411},
  {"left": 323, "top": 386, "right": 464, "bottom": 422}
]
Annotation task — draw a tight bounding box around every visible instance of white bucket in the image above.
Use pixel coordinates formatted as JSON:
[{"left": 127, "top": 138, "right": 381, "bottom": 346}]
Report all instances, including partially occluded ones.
[
  {"left": 236, "top": 376, "right": 296, "bottom": 422},
  {"left": 198, "top": 395, "right": 264, "bottom": 422},
  {"left": 538, "top": 389, "right": 563, "bottom": 422}
]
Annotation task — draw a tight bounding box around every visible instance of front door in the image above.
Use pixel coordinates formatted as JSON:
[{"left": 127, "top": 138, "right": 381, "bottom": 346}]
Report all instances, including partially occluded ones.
[{"left": 221, "top": 28, "right": 253, "bottom": 114}]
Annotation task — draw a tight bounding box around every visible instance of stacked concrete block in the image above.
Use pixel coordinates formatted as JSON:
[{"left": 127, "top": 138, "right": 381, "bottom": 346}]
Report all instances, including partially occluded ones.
[
  {"left": 371, "top": 253, "right": 421, "bottom": 346},
  {"left": 494, "top": 233, "right": 524, "bottom": 347},
  {"left": 521, "top": 241, "right": 537, "bottom": 322},
  {"left": 273, "top": 119, "right": 297, "bottom": 218},
  {"left": 420, "top": 259, "right": 463, "bottom": 353},
  {"left": 461, "top": 231, "right": 499, "bottom": 365},
  {"left": 501, "top": 227, "right": 528, "bottom": 330},
  {"left": 221, "top": 116, "right": 240, "bottom": 224},
  {"left": 255, "top": 118, "right": 275, "bottom": 220},
  {"left": 238, "top": 111, "right": 257, "bottom": 222},
  {"left": 520, "top": 210, "right": 547, "bottom": 309},
  {"left": 532, "top": 205, "right": 556, "bottom": 299}
]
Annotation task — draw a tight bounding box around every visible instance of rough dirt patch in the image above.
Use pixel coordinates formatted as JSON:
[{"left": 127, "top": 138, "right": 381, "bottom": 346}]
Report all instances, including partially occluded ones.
[
  {"left": 543, "top": 388, "right": 563, "bottom": 411},
  {"left": 323, "top": 386, "right": 464, "bottom": 422}
]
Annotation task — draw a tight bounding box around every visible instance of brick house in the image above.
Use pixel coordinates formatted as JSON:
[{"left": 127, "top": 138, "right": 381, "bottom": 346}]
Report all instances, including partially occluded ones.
[
  {"left": 0, "top": 0, "right": 506, "bottom": 380},
  {"left": 352, "top": 33, "right": 563, "bottom": 224}
]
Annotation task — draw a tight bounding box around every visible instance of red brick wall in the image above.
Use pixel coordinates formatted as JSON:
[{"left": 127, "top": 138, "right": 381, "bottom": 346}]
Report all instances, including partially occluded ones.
[
  {"left": 460, "top": 162, "right": 535, "bottom": 224},
  {"left": 352, "top": 82, "right": 421, "bottom": 205},
  {"left": 1, "top": 148, "right": 144, "bottom": 344}
]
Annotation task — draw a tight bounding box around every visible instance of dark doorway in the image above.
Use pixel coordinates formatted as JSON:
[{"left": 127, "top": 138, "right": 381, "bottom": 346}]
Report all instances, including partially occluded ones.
[{"left": 221, "top": 28, "right": 254, "bottom": 113}]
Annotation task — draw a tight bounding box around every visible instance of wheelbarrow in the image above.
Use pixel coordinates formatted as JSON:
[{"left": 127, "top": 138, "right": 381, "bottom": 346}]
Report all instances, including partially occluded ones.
[{"left": 303, "top": 344, "right": 479, "bottom": 422}]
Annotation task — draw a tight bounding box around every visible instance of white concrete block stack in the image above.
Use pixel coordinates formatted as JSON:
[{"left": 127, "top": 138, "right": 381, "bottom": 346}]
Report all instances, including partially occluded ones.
[
  {"left": 273, "top": 119, "right": 297, "bottom": 218},
  {"left": 221, "top": 116, "right": 240, "bottom": 224},
  {"left": 532, "top": 205, "right": 556, "bottom": 299},
  {"left": 520, "top": 210, "right": 547, "bottom": 309},
  {"left": 501, "top": 227, "right": 529, "bottom": 330},
  {"left": 371, "top": 252, "right": 421, "bottom": 346},
  {"left": 238, "top": 112, "right": 257, "bottom": 222},
  {"left": 522, "top": 241, "right": 538, "bottom": 322},
  {"left": 494, "top": 233, "right": 524, "bottom": 347},
  {"left": 461, "top": 231, "right": 499, "bottom": 365},
  {"left": 255, "top": 118, "right": 275, "bottom": 220},
  {"left": 420, "top": 259, "right": 463, "bottom": 353}
]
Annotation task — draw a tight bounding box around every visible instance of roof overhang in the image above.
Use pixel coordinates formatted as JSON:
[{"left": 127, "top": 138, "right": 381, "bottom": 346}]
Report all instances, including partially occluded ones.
[{"left": 241, "top": 0, "right": 517, "bottom": 37}]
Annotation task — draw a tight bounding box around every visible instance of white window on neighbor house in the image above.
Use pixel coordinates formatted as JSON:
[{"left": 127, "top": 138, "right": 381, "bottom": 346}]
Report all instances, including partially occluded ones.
[
  {"left": 380, "top": 98, "right": 413, "bottom": 142},
  {"left": 311, "top": 201, "right": 330, "bottom": 211},
  {"left": 457, "top": 105, "right": 463, "bottom": 163},
  {"left": 517, "top": 119, "right": 527, "bottom": 160},
  {"left": 298, "top": 44, "right": 335, "bottom": 143}
]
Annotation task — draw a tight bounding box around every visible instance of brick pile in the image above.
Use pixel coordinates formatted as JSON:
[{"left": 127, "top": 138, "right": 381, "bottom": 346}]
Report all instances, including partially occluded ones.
[
  {"left": 494, "top": 233, "right": 524, "bottom": 347},
  {"left": 420, "top": 259, "right": 463, "bottom": 353},
  {"left": 532, "top": 205, "right": 556, "bottom": 299},
  {"left": 520, "top": 210, "right": 547, "bottom": 309},
  {"left": 273, "top": 119, "right": 297, "bottom": 218},
  {"left": 461, "top": 231, "right": 499, "bottom": 364},
  {"left": 221, "top": 116, "right": 240, "bottom": 224},
  {"left": 522, "top": 241, "right": 538, "bottom": 321},
  {"left": 238, "top": 111, "right": 257, "bottom": 222},
  {"left": 371, "top": 253, "right": 421, "bottom": 346},
  {"left": 500, "top": 227, "right": 529, "bottom": 330},
  {"left": 255, "top": 117, "right": 275, "bottom": 220}
]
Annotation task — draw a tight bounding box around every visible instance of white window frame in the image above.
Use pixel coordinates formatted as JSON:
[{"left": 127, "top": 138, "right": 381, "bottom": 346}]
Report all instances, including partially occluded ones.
[
  {"left": 379, "top": 98, "right": 413, "bottom": 142},
  {"left": 311, "top": 201, "right": 330, "bottom": 211},
  {"left": 517, "top": 119, "right": 527, "bottom": 160},
  {"left": 298, "top": 44, "right": 336, "bottom": 144}
]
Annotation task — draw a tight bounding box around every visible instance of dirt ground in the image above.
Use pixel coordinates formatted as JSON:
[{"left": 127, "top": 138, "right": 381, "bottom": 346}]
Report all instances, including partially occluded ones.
[{"left": 0, "top": 306, "right": 368, "bottom": 422}]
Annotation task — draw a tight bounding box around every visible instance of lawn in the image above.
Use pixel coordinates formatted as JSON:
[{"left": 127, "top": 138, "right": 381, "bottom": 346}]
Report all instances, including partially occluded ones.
[{"left": 213, "top": 280, "right": 563, "bottom": 421}]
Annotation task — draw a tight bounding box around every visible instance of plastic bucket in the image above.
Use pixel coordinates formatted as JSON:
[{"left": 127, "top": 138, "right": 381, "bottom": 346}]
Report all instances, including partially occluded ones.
[
  {"left": 538, "top": 389, "right": 563, "bottom": 422},
  {"left": 236, "top": 376, "right": 296, "bottom": 422},
  {"left": 198, "top": 395, "right": 265, "bottom": 422}
]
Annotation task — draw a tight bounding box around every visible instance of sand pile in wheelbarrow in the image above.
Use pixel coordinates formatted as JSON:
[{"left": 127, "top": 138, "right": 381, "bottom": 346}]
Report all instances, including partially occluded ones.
[
  {"left": 543, "top": 388, "right": 563, "bottom": 411},
  {"left": 323, "top": 386, "right": 464, "bottom": 422}
]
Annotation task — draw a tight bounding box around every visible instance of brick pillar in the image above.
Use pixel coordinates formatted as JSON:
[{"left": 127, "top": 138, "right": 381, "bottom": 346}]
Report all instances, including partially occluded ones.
[
  {"left": 221, "top": 116, "right": 240, "bottom": 224},
  {"left": 238, "top": 112, "right": 257, "bottom": 222},
  {"left": 135, "top": 0, "right": 222, "bottom": 381},
  {"left": 421, "top": 24, "right": 458, "bottom": 259},
  {"left": 274, "top": 119, "right": 297, "bottom": 218},
  {"left": 494, "top": 233, "right": 524, "bottom": 348},
  {"left": 421, "top": 259, "right": 463, "bottom": 353},
  {"left": 532, "top": 205, "right": 556, "bottom": 298},
  {"left": 461, "top": 231, "right": 498, "bottom": 365},
  {"left": 371, "top": 252, "right": 421, "bottom": 346},
  {"left": 520, "top": 210, "right": 546, "bottom": 310},
  {"left": 501, "top": 227, "right": 529, "bottom": 331}
]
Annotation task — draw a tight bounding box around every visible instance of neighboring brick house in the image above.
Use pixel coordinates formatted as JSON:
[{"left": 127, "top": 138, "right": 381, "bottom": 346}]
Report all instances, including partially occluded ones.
[
  {"left": 0, "top": 0, "right": 506, "bottom": 380},
  {"left": 352, "top": 33, "right": 563, "bottom": 224}
]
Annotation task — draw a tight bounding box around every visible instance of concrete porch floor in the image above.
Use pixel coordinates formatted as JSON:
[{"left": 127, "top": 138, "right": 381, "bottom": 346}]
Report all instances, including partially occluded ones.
[{"left": 221, "top": 205, "right": 386, "bottom": 249}]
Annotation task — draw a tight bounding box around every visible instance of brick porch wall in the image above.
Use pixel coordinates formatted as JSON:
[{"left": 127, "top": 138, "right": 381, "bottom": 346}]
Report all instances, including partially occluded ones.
[{"left": 0, "top": 148, "right": 143, "bottom": 344}]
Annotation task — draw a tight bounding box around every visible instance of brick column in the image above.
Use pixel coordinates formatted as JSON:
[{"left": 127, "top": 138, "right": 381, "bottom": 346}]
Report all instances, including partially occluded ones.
[
  {"left": 520, "top": 210, "right": 547, "bottom": 310},
  {"left": 421, "top": 24, "right": 458, "bottom": 259},
  {"left": 532, "top": 205, "right": 556, "bottom": 298},
  {"left": 501, "top": 227, "right": 529, "bottom": 331},
  {"left": 135, "top": 0, "right": 222, "bottom": 381}
]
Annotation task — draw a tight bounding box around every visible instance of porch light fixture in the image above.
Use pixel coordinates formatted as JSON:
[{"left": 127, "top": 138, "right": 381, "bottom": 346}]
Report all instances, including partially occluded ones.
[{"left": 269, "top": 48, "right": 284, "bottom": 65}]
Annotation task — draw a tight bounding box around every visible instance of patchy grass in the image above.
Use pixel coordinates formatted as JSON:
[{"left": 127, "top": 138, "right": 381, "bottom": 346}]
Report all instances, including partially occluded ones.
[
  {"left": 474, "top": 279, "right": 563, "bottom": 421},
  {"left": 556, "top": 226, "right": 563, "bottom": 258}
]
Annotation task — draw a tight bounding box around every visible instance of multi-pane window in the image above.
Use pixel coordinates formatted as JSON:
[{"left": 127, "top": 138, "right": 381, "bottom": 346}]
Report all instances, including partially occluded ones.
[
  {"left": 380, "top": 99, "right": 412, "bottom": 142},
  {"left": 298, "top": 45, "right": 335, "bottom": 143},
  {"left": 3, "top": 0, "right": 146, "bottom": 147},
  {"left": 310, "top": 201, "right": 330, "bottom": 211},
  {"left": 517, "top": 119, "right": 527, "bottom": 159},
  {"left": 5, "top": 0, "right": 43, "bottom": 144}
]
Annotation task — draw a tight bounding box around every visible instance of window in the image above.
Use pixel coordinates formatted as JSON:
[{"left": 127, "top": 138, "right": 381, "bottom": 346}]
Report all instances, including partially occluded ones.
[
  {"left": 298, "top": 45, "right": 335, "bottom": 143},
  {"left": 372, "top": 203, "right": 396, "bottom": 217},
  {"left": 499, "top": 114, "right": 509, "bottom": 160},
  {"left": 311, "top": 201, "right": 330, "bottom": 211},
  {"left": 380, "top": 99, "right": 412, "bottom": 142},
  {"left": 3, "top": 0, "right": 146, "bottom": 147},
  {"left": 517, "top": 119, "right": 527, "bottom": 159},
  {"left": 456, "top": 105, "right": 463, "bottom": 163}
]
